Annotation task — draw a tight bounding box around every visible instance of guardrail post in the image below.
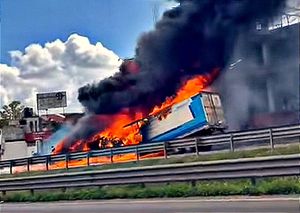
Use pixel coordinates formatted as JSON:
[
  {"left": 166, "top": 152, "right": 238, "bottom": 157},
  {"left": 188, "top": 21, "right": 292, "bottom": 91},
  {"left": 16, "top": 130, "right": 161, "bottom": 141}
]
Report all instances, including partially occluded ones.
[
  {"left": 46, "top": 156, "right": 49, "bottom": 171},
  {"left": 30, "top": 189, "right": 34, "bottom": 196},
  {"left": 87, "top": 152, "right": 90, "bottom": 167},
  {"left": 110, "top": 149, "right": 114, "bottom": 163},
  {"left": 136, "top": 146, "right": 139, "bottom": 161},
  {"left": 164, "top": 142, "right": 168, "bottom": 159},
  {"left": 250, "top": 177, "right": 256, "bottom": 186},
  {"left": 269, "top": 129, "right": 274, "bottom": 151},
  {"left": 230, "top": 134, "right": 234, "bottom": 152},
  {"left": 1, "top": 191, "right": 6, "bottom": 197},
  {"left": 27, "top": 158, "right": 31, "bottom": 172},
  {"left": 65, "top": 154, "right": 69, "bottom": 170},
  {"left": 9, "top": 160, "right": 13, "bottom": 174},
  {"left": 195, "top": 138, "right": 199, "bottom": 156}
]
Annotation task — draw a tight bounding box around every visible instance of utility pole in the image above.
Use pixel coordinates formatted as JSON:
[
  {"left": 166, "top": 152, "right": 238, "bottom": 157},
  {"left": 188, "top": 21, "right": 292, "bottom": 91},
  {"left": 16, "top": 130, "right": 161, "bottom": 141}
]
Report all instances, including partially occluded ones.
[
  {"left": 0, "top": 0, "right": 2, "bottom": 62},
  {"left": 152, "top": 2, "right": 159, "bottom": 24},
  {"left": 0, "top": 1, "right": 2, "bottom": 108}
]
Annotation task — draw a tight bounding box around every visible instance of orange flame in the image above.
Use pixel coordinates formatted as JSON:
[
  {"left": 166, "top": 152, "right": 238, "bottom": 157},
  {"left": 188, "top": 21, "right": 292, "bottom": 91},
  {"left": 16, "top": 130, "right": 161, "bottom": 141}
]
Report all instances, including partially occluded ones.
[
  {"left": 88, "top": 109, "right": 145, "bottom": 149},
  {"left": 150, "top": 68, "right": 219, "bottom": 116},
  {"left": 13, "top": 69, "right": 220, "bottom": 174},
  {"left": 54, "top": 68, "right": 220, "bottom": 156},
  {"left": 13, "top": 151, "right": 165, "bottom": 174},
  {"left": 53, "top": 141, "right": 65, "bottom": 155}
]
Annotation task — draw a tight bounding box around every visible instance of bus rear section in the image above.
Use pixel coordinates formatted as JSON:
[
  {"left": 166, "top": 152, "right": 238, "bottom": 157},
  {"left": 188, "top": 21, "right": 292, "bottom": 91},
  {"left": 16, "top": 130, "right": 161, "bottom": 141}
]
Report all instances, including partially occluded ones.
[{"left": 141, "top": 92, "right": 226, "bottom": 143}]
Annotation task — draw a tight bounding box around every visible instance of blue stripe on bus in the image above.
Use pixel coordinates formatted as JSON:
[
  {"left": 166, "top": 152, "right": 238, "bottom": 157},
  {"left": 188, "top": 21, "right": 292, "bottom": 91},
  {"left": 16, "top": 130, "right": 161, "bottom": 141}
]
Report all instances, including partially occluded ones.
[{"left": 150, "top": 95, "right": 208, "bottom": 142}]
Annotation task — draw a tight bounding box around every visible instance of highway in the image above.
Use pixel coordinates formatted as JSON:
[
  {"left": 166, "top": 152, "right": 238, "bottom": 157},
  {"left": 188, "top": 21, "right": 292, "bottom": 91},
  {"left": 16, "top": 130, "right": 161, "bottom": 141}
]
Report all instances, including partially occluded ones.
[{"left": 0, "top": 197, "right": 299, "bottom": 213}]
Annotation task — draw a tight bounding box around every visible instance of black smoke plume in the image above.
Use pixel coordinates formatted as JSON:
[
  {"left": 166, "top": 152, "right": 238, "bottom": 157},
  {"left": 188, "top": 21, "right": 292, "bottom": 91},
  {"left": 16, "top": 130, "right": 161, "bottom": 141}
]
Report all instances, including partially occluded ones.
[
  {"left": 58, "top": 0, "right": 287, "bottom": 152},
  {"left": 78, "top": 0, "right": 286, "bottom": 114}
]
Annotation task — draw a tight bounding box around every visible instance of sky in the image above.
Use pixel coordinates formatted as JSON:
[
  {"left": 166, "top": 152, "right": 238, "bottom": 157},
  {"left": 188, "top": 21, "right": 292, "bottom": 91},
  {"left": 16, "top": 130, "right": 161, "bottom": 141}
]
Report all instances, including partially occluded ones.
[{"left": 0, "top": 0, "right": 178, "bottom": 113}]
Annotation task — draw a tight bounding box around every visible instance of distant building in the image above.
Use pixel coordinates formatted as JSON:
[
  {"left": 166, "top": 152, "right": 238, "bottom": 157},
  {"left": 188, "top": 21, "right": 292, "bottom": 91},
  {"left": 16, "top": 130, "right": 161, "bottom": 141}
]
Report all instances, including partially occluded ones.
[
  {"left": 1, "top": 125, "right": 30, "bottom": 160},
  {"left": 216, "top": 21, "right": 299, "bottom": 130},
  {"left": 0, "top": 107, "right": 84, "bottom": 160}
]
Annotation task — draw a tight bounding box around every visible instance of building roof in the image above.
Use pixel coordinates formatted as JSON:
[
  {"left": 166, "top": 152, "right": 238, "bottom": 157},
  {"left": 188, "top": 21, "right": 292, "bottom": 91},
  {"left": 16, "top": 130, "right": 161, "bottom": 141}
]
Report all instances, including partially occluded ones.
[{"left": 40, "top": 114, "right": 66, "bottom": 123}]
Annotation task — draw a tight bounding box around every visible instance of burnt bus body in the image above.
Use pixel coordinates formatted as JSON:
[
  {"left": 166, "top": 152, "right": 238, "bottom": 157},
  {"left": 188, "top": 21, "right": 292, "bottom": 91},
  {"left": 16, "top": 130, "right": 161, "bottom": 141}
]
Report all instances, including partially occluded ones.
[
  {"left": 43, "top": 92, "right": 227, "bottom": 155},
  {"left": 140, "top": 92, "right": 227, "bottom": 152}
]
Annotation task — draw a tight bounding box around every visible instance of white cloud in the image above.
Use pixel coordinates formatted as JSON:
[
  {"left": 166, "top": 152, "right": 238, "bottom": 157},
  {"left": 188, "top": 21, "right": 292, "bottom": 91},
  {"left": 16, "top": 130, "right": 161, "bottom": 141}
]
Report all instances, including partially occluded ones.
[
  {"left": 0, "top": 34, "right": 122, "bottom": 113},
  {"left": 161, "top": 1, "right": 179, "bottom": 9}
]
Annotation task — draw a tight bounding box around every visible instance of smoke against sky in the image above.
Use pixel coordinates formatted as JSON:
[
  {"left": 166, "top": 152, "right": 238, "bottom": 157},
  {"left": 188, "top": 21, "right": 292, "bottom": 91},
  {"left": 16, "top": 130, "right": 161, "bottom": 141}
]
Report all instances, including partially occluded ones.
[
  {"left": 1, "top": 0, "right": 296, "bottom": 152},
  {"left": 78, "top": 0, "right": 286, "bottom": 115},
  {"left": 51, "top": 0, "right": 289, "bottom": 152},
  {"left": 0, "top": 0, "right": 181, "bottom": 111}
]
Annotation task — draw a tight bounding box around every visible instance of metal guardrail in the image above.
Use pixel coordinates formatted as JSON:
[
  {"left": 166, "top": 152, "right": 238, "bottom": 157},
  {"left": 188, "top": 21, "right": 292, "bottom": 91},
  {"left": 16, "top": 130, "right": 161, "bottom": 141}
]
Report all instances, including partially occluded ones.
[
  {"left": 0, "top": 124, "right": 299, "bottom": 174},
  {"left": 0, "top": 154, "right": 298, "bottom": 193}
]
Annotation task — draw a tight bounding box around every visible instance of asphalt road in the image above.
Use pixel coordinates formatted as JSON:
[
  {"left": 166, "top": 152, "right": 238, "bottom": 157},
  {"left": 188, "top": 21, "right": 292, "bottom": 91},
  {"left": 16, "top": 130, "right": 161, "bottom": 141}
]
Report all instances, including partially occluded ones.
[{"left": 0, "top": 197, "right": 299, "bottom": 213}]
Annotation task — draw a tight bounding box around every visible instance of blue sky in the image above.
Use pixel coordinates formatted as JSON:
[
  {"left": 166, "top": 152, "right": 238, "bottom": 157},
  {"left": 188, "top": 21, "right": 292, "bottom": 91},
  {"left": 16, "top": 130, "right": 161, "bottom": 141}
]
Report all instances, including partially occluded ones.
[
  {"left": 0, "top": 0, "right": 178, "bottom": 111},
  {"left": 1, "top": 0, "right": 172, "bottom": 63}
]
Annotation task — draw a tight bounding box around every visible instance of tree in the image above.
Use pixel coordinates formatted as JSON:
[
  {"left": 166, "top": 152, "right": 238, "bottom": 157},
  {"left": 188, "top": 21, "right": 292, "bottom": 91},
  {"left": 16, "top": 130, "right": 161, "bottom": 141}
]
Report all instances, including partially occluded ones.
[
  {"left": 0, "top": 101, "right": 24, "bottom": 122},
  {"left": 0, "top": 119, "right": 8, "bottom": 128}
]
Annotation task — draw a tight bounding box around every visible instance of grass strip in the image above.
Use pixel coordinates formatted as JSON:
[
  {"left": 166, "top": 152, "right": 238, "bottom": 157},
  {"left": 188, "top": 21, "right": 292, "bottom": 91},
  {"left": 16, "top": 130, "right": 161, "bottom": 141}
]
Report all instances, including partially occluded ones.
[{"left": 2, "top": 177, "right": 299, "bottom": 202}]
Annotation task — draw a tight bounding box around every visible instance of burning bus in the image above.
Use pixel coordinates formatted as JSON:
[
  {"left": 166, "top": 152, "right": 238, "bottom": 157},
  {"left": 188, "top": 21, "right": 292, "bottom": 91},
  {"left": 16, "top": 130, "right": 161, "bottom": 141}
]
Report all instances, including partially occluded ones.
[
  {"left": 67, "top": 91, "right": 226, "bottom": 153},
  {"left": 49, "top": 68, "right": 226, "bottom": 155},
  {"left": 100, "top": 91, "right": 226, "bottom": 153},
  {"left": 139, "top": 92, "right": 226, "bottom": 143}
]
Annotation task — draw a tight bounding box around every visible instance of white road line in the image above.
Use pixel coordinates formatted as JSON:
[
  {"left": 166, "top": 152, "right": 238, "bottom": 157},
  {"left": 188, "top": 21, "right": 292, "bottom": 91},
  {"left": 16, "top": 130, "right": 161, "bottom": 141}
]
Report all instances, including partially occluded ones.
[{"left": 64, "top": 197, "right": 299, "bottom": 205}]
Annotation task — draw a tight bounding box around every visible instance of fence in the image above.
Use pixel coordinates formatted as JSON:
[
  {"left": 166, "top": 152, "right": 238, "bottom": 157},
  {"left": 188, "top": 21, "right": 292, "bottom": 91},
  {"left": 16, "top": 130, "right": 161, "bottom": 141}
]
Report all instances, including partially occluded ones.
[
  {"left": 0, "top": 154, "right": 299, "bottom": 193},
  {"left": 0, "top": 124, "right": 299, "bottom": 174}
]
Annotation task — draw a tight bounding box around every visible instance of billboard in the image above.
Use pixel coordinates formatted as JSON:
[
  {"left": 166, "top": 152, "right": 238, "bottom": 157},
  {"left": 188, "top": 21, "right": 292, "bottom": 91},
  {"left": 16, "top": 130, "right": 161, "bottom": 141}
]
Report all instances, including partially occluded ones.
[{"left": 37, "top": 91, "right": 67, "bottom": 110}]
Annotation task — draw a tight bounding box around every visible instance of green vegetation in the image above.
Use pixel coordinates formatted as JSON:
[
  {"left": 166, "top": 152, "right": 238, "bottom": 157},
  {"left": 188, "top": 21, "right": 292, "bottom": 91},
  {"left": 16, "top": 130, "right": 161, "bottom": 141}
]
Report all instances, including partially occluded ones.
[
  {"left": 4, "top": 144, "right": 299, "bottom": 179},
  {"left": 0, "top": 100, "right": 24, "bottom": 128},
  {"left": 2, "top": 177, "right": 299, "bottom": 202}
]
